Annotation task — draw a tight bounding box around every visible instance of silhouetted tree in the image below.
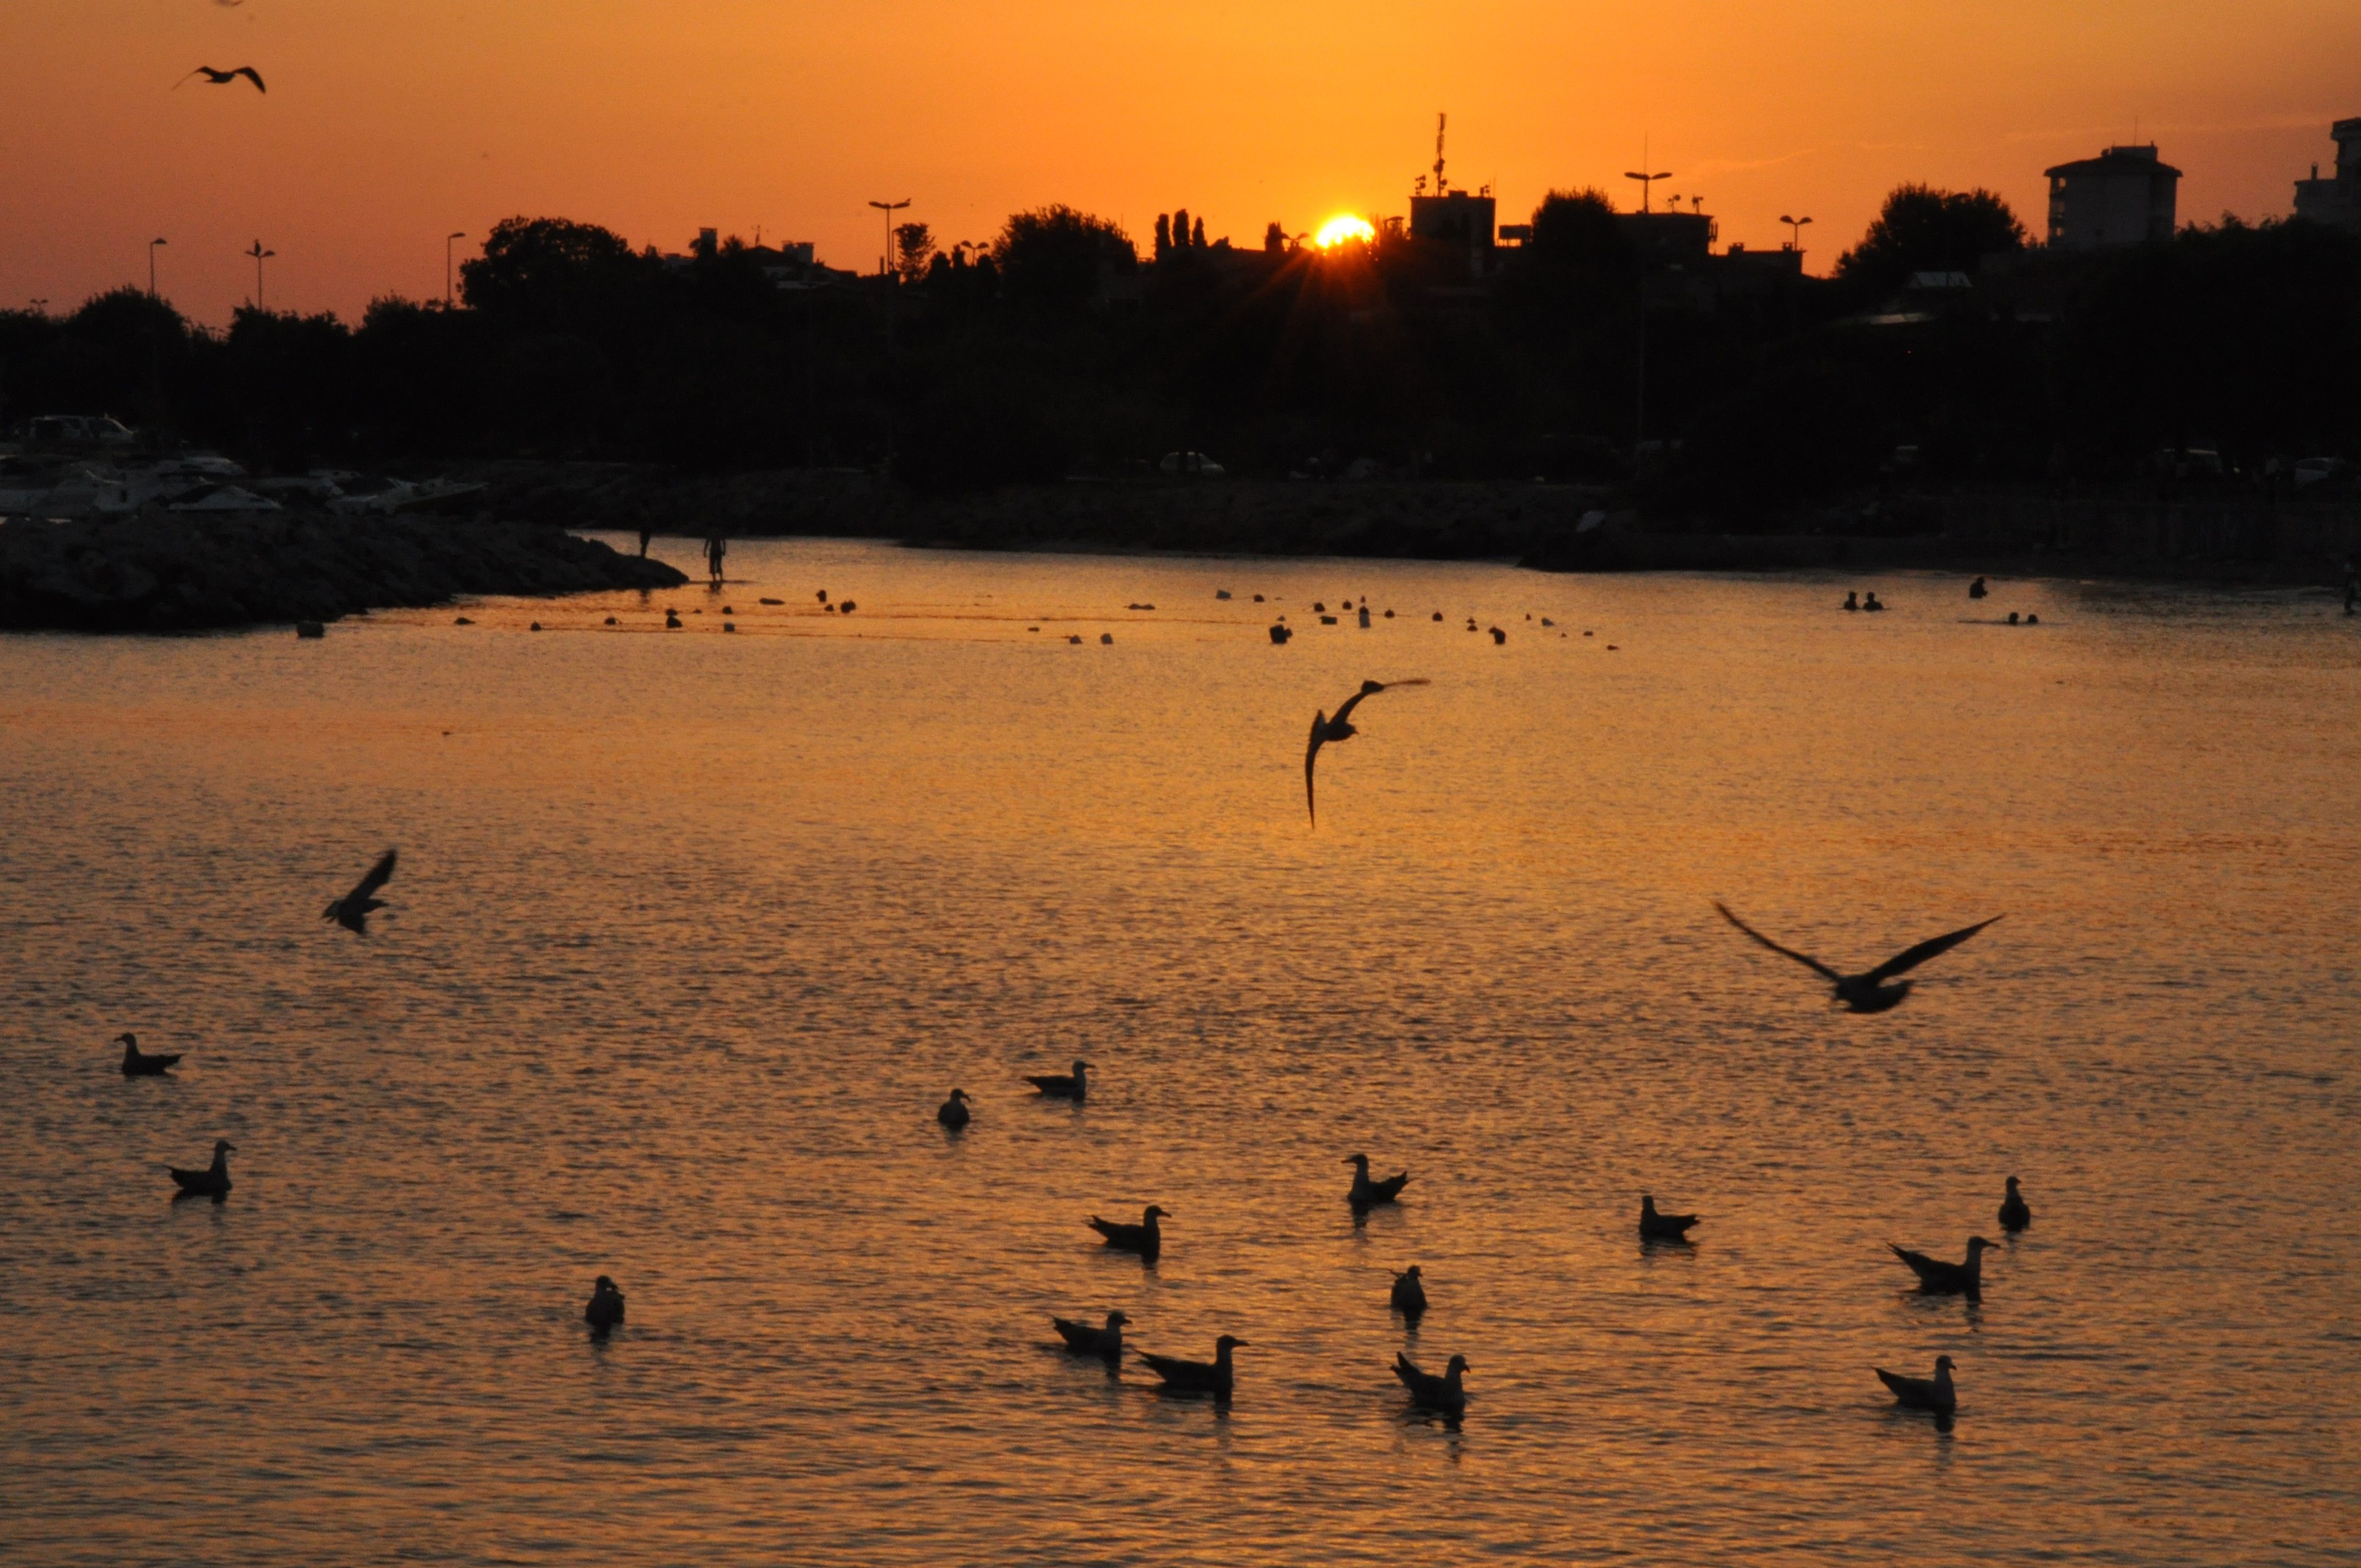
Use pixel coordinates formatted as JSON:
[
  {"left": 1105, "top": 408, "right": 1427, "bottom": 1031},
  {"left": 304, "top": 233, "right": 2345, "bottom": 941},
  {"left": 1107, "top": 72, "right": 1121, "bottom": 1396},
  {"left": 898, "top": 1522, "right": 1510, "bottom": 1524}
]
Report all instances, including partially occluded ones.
[
  {"left": 895, "top": 222, "right": 936, "bottom": 282},
  {"left": 1264, "top": 221, "right": 1285, "bottom": 254},
  {"left": 459, "top": 216, "right": 657, "bottom": 328},
  {"left": 1155, "top": 214, "right": 1172, "bottom": 257},
  {"left": 993, "top": 205, "right": 1135, "bottom": 310},
  {"left": 1191, "top": 216, "right": 1206, "bottom": 249},
  {"left": 1173, "top": 208, "right": 1192, "bottom": 251},
  {"left": 1836, "top": 185, "right": 2028, "bottom": 298}
]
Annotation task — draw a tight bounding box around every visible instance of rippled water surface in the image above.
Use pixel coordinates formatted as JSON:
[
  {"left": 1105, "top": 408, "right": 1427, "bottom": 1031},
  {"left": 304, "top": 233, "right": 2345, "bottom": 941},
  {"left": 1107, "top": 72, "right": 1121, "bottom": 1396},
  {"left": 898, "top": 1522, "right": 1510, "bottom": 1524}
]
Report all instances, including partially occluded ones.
[{"left": 6, "top": 538, "right": 2360, "bottom": 1565}]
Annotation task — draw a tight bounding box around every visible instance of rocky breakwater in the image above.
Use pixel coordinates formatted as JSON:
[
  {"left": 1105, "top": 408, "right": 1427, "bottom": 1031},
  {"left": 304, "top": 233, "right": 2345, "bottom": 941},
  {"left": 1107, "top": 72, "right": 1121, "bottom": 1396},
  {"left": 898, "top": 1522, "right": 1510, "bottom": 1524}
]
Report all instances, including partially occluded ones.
[{"left": 0, "top": 511, "right": 686, "bottom": 633}]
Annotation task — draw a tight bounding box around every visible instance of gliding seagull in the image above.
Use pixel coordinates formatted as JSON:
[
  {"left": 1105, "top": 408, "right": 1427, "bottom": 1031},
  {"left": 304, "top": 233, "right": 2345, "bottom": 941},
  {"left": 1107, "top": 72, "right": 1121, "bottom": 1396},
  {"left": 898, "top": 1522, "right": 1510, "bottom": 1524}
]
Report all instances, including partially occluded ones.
[
  {"left": 1304, "top": 678, "right": 1428, "bottom": 824},
  {"left": 178, "top": 66, "right": 266, "bottom": 92},
  {"left": 323, "top": 849, "right": 398, "bottom": 936},
  {"left": 1713, "top": 902, "right": 2000, "bottom": 1013}
]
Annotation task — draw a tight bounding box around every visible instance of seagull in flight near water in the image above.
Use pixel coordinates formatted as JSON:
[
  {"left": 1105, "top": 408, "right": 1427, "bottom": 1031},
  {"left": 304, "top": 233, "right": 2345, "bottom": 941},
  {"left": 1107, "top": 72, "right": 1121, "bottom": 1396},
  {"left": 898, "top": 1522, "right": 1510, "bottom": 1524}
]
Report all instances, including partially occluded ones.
[
  {"left": 323, "top": 850, "right": 398, "bottom": 936},
  {"left": 1304, "top": 678, "right": 1428, "bottom": 825},
  {"left": 178, "top": 66, "right": 267, "bottom": 93},
  {"left": 1712, "top": 903, "right": 2000, "bottom": 1012}
]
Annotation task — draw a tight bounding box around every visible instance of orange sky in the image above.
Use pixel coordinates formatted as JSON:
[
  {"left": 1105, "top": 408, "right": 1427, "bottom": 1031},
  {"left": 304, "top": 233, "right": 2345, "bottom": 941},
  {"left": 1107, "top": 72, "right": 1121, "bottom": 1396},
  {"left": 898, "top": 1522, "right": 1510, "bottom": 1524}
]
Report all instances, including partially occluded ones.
[{"left": 4, "top": 1, "right": 2355, "bottom": 325}]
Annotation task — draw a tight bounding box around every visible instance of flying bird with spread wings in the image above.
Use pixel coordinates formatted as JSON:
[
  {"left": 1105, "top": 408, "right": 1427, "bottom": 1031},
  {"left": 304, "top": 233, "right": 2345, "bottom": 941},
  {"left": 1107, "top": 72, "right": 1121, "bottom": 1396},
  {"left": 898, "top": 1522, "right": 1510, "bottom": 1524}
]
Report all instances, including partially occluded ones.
[
  {"left": 177, "top": 66, "right": 266, "bottom": 93},
  {"left": 323, "top": 850, "right": 398, "bottom": 937},
  {"left": 1713, "top": 902, "right": 2000, "bottom": 1013},
  {"left": 1304, "top": 678, "right": 1428, "bottom": 825}
]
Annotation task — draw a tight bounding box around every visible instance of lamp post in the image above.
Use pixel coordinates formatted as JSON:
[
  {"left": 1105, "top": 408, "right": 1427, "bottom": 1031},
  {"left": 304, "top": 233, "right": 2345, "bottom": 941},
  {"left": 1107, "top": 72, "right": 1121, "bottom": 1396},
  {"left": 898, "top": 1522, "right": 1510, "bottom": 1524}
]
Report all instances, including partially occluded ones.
[
  {"left": 30, "top": 298, "right": 48, "bottom": 314},
  {"left": 867, "top": 198, "right": 911, "bottom": 485},
  {"left": 1778, "top": 214, "right": 1813, "bottom": 251},
  {"left": 1622, "top": 168, "right": 1670, "bottom": 464},
  {"left": 245, "top": 240, "right": 276, "bottom": 310},
  {"left": 868, "top": 198, "right": 912, "bottom": 280},
  {"left": 445, "top": 231, "right": 467, "bottom": 307},
  {"left": 1623, "top": 168, "right": 1671, "bottom": 213},
  {"left": 148, "top": 237, "right": 168, "bottom": 298}
]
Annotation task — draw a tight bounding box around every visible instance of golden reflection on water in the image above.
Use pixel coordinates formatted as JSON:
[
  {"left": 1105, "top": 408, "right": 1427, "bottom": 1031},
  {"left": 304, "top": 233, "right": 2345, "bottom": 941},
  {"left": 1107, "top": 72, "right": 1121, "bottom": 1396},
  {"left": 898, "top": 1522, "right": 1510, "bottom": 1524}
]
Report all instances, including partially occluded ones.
[{"left": 4, "top": 538, "right": 2359, "bottom": 1564}]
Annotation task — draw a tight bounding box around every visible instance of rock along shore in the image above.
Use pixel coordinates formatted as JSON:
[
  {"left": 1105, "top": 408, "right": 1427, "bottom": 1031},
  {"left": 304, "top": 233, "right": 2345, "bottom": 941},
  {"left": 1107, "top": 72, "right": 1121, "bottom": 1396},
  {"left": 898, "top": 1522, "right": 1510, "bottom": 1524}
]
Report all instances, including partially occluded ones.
[{"left": 0, "top": 511, "right": 687, "bottom": 634}]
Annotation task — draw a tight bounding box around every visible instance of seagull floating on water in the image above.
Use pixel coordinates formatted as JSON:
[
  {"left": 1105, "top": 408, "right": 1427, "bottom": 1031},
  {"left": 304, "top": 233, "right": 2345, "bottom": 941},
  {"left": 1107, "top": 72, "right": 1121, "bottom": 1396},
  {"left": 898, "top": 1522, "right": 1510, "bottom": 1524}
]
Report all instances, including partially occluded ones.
[
  {"left": 1713, "top": 902, "right": 2000, "bottom": 1013},
  {"left": 1890, "top": 1236, "right": 1998, "bottom": 1298},
  {"left": 1304, "top": 678, "right": 1429, "bottom": 825},
  {"left": 118, "top": 1032, "right": 182, "bottom": 1076},
  {"left": 1394, "top": 1352, "right": 1470, "bottom": 1413},
  {"left": 1345, "top": 1153, "right": 1410, "bottom": 1207},
  {"left": 1639, "top": 1195, "right": 1699, "bottom": 1241},
  {"left": 937, "top": 1088, "right": 971, "bottom": 1130},
  {"left": 585, "top": 1275, "right": 626, "bottom": 1330},
  {"left": 1876, "top": 1354, "right": 1956, "bottom": 1415},
  {"left": 1025, "top": 1060, "right": 1089, "bottom": 1100},
  {"left": 1136, "top": 1335, "right": 1245, "bottom": 1398},
  {"left": 1089, "top": 1204, "right": 1166, "bottom": 1259},
  {"left": 1390, "top": 1265, "right": 1428, "bottom": 1316},
  {"left": 168, "top": 1139, "right": 235, "bottom": 1200},
  {"left": 323, "top": 849, "right": 398, "bottom": 937},
  {"left": 177, "top": 65, "right": 266, "bottom": 92},
  {"left": 1998, "top": 1177, "right": 2031, "bottom": 1232},
  {"left": 1052, "top": 1310, "right": 1129, "bottom": 1358}
]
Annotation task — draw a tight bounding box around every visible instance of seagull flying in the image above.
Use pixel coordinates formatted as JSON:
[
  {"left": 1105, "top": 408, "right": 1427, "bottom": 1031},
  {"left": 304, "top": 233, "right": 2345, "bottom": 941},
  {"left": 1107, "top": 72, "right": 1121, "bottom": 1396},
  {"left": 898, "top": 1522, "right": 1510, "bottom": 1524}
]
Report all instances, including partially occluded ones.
[
  {"left": 1876, "top": 1354, "right": 1957, "bottom": 1415},
  {"left": 1304, "top": 678, "right": 1429, "bottom": 824},
  {"left": 323, "top": 849, "right": 397, "bottom": 936},
  {"left": 1713, "top": 902, "right": 2000, "bottom": 1013},
  {"left": 178, "top": 66, "right": 266, "bottom": 92},
  {"left": 118, "top": 1032, "right": 182, "bottom": 1077}
]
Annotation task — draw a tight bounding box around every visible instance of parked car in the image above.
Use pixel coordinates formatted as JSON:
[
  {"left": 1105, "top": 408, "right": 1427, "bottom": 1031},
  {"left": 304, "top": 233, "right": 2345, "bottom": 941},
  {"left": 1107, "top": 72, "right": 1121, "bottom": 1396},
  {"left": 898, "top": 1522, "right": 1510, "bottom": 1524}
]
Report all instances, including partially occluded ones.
[
  {"left": 20, "top": 414, "right": 136, "bottom": 449},
  {"left": 1158, "top": 451, "right": 1225, "bottom": 477}
]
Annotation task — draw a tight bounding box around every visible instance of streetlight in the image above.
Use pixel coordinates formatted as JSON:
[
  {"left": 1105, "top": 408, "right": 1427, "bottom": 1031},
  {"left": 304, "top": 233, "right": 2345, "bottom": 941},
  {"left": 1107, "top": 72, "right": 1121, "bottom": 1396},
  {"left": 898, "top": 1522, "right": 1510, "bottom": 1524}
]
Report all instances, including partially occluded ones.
[
  {"left": 867, "top": 198, "right": 912, "bottom": 279},
  {"left": 244, "top": 240, "right": 276, "bottom": 309},
  {"left": 29, "top": 298, "right": 48, "bottom": 314},
  {"left": 1778, "top": 214, "right": 1813, "bottom": 251},
  {"left": 445, "top": 231, "right": 467, "bottom": 307},
  {"left": 148, "top": 237, "right": 168, "bottom": 298},
  {"left": 1623, "top": 168, "right": 1671, "bottom": 213}
]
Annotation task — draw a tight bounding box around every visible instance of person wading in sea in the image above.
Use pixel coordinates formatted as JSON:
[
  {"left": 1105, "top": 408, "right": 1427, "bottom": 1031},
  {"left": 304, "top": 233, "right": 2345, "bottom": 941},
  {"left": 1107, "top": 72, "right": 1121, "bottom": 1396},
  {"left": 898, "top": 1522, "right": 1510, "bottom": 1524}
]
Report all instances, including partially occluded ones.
[{"left": 705, "top": 536, "right": 727, "bottom": 587}]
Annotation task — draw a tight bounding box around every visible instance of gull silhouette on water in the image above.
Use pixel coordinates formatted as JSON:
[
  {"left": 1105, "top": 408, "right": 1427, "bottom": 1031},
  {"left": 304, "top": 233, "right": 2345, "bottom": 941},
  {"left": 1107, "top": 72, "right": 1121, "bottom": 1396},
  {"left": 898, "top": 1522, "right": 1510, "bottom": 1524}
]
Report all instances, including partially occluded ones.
[
  {"left": 585, "top": 1275, "right": 625, "bottom": 1330},
  {"left": 1394, "top": 1352, "right": 1470, "bottom": 1414},
  {"left": 1639, "top": 1195, "right": 1699, "bottom": 1241},
  {"left": 1345, "top": 1153, "right": 1410, "bottom": 1207},
  {"left": 1304, "top": 678, "right": 1429, "bottom": 824},
  {"left": 1391, "top": 1266, "right": 1428, "bottom": 1316},
  {"left": 118, "top": 1032, "right": 182, "bottom": 1076},
  {"left": 1137, "top": 1335, "right": 1245, "bottom": 1399},
  {"left": 1891, "top": 1236, "right": 1998, "bottom": 1298},
  {"left": 323, "top": 849, "right": 398, "bottom": 936},
  {"left": 168, "top": 1139, "right": 235, "bottom": 1200},
  {"left": 177, "top": 66, "right": 266, "bottom": 92},
  {"left": 937, "top": 1088, "right": 971, "bottom": 1130},
  {"left": 1090, "top": 1204, "right": 1167, "bottom": 1260},
  {"left": 1025, "top": 1060, "right": 1089, "bottom": 1101},
  {"left": 1998, "top": 1177, "right": 2032, "bottom": 1232},
  {"left": 1051, "top": 1310, "right": 1129, "bottom": 1358},
  {"left": 1713, "top": 902, "right": 2000, "bottom": 1012},
  {"left": 1876, "top": 1354, "right": 1957, "bottom": 1415}
]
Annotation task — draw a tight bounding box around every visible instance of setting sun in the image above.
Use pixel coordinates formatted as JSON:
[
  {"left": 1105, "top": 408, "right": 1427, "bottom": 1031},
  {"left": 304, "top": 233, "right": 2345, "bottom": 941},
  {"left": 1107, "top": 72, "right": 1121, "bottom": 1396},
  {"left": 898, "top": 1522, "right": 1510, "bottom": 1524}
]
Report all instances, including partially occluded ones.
[{"left": 1315, "top": 215, "right": 1376, "bottom": 249}]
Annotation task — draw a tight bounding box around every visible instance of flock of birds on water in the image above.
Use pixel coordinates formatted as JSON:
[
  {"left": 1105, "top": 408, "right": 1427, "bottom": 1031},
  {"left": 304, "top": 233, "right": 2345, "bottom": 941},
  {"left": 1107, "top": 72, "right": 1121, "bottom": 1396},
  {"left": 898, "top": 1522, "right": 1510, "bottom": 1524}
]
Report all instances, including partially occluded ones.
[{"left": 116, "top": 573, "right": 2027, "bottom": 1429}]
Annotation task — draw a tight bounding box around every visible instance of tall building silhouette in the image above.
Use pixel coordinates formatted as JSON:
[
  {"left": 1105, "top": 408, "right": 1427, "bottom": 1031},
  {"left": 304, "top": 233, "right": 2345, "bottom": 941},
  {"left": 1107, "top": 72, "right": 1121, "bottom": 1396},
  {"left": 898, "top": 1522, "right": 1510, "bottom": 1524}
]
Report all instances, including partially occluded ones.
[{"left": 2043, "top": 144, "right": 2179, "bottom": 248}]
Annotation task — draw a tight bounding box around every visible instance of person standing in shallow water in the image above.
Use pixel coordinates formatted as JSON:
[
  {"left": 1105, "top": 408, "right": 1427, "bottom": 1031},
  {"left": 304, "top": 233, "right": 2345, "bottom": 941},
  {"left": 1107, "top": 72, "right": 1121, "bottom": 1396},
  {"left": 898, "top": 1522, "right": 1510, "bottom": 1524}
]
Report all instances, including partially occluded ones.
[
  {"left": 705, "top": 536, "right": 726, "bottom": 586},
  {"left": 638, "top": 526, "right": 653, "bottom": 559}
]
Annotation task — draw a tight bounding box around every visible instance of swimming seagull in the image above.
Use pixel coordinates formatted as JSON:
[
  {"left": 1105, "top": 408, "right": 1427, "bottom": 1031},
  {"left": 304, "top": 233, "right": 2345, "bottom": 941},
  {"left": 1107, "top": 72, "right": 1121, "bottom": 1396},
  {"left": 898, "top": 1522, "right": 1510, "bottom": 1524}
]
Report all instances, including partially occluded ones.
[
  {"left": 1998, "top": 1177, "right": 2031, "bottom": 1232},
  {"left": 1890, "top": 1236, "right": 1998, "bottom": 1298},
  {"left": 1712, "top": 902, "right": 2001, "bottom": 1013},
  {"left": 167, "top": 1139, "right": 235, "bottom": 1199},
  {"left": 1639, "top": 1195, "right": 1699, "bottom": 1241},
  {"left": 1875, "top": 1354, "right": 1957, "bottom": 1415},
  {"left": 1136, "top": 1335, "right": 1245, "bottom": 1398},
  {"left": 1089, "top": 1204, "right": 1167, "bottom": 1259},
  {"left": 585, "top": 1275, "right": 626, "bottom": 1330},
  {"left": 118, "top": 1032, "right": 182, "bottom": 1076},
  {"left": 1393, "top": 1352, "right": 1470, "bottom": 1413},
  {"left": 1345, "top": 1153, "right": 1410, "bottom": 1207},
  {"left": 1025, "top": 1060, "right": 1089, "bottom": 1100},
  {"left": 937, "top": 1088, "right": 971, "bottom": 1130},
  {"left": 323, "top": 848, "right": 398, "bottom": 936},
  {"left": 1304, "top": 678, "right": 1430, "bottom": 824},
  {"left": 177, "top": 66, "right": 266, "bottom": 92},
  {"left": 1051, "top": 1310, "right": 1129, "bottom": 1358},
  {"left": 1390, "top": 1266, "right": 1428, "bottom": 1316}
]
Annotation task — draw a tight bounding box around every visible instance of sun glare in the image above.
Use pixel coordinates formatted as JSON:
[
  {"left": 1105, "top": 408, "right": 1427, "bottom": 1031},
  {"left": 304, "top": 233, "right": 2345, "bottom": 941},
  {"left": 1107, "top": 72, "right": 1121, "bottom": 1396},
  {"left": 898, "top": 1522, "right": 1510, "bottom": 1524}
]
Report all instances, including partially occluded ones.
[{"left": 1315, "top": 215, "right": 1376, "bottom": 249}]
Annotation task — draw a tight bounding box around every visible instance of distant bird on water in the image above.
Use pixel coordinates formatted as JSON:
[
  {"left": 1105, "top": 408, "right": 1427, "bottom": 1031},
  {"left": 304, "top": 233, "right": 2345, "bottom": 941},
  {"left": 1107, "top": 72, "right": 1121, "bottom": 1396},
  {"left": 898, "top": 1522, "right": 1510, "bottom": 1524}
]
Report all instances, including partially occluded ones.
[
  {"left": 1876, "top": 1354, "right": 1957, "bottom": 1415},
  {"left": 1137, "top": 1335, "right": 1245, "bottom": 1398},
  {"left": 323, "top": 848, "right": 398, "bottom": 936},
  {"left": 1998, "top": 1177, "right": 2032, "bottom": 1232},
  {"left": 1639, "top": 1195, "right": 1699, "bottom": 1242},
  {"left": 177, "top": 66, "right": 266, "bottom": 92},
  {"left": 1089, "top": 1204, "right": 1166, "bottom": 1259},
  {"left": 1390, "top": 1265, "right": 1428, "bottom": 1316},
  {"left": 1345, "top": 1153, "right": 1410, "bottom": 1207},
  {"left": 1052, "top": 1310, "right": 1129, "bottom": 1358},
  {"left": 937, "top": 1088, "right": 971, "bottom": 1130},
  {"left": 1394, "top": 1352, "right": 1470, "bottom": 1414},
  {"left": 118, "top": 1032, "right": 182, "bottom": 1076},
  {"left": 1025, "top": 1060, "right": 1089, "bottom": 1100},
  {"left": 1712, "top": 902, "right": 2000, "bottom": 1013},
  {"left": 1890, "top": 1236, "right": 1998, "bottom": 1298},
  {"left": 168, "top": 1139, "right": 234, "bottom": 1199},
  {"left": 585, "top": 1275, "right": 625, "bottom": 1330},
  {"left": 1304, "top": 678, "right": 1429, "bottom": 824}
]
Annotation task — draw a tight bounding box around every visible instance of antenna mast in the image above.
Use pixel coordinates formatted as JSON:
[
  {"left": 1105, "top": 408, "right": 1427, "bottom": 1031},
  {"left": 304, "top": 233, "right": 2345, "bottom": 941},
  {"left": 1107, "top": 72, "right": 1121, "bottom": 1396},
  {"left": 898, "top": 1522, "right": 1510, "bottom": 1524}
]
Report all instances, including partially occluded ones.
[{"left": 1433, "top": 112, "right": 1448, "bottom": 196}]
